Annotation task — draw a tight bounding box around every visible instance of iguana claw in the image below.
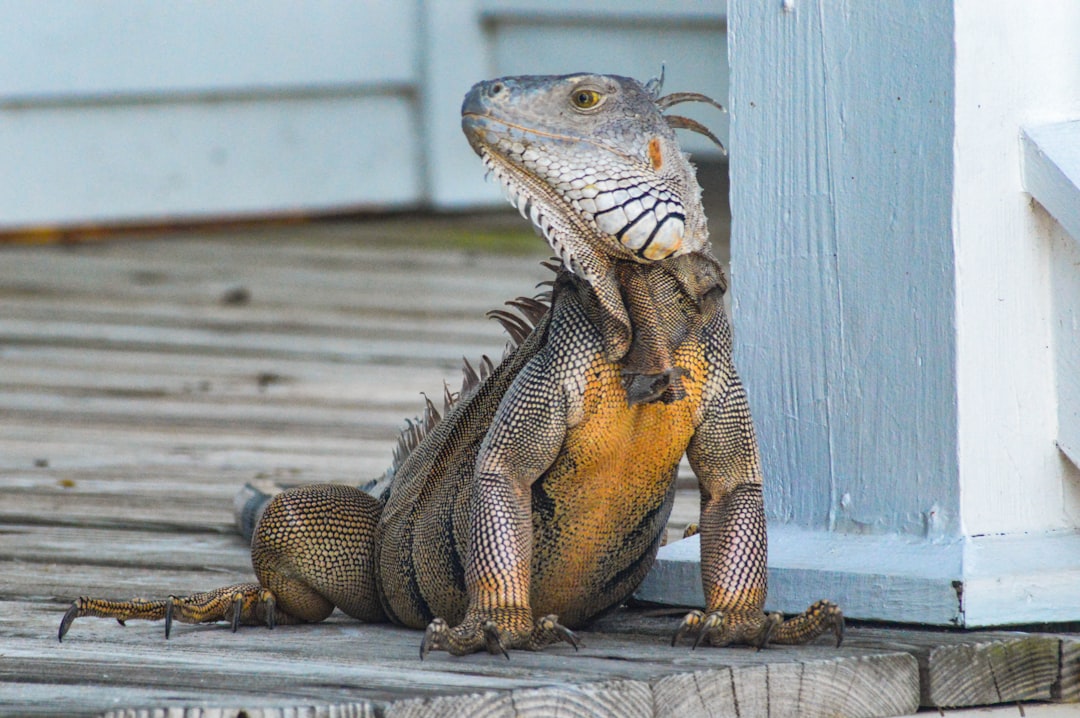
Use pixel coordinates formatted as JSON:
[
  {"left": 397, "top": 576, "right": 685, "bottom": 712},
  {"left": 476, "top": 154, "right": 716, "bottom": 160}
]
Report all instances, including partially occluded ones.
[
  {"left": 419, "top": 617, "right": 449, "bottom": 660},
  {"left": 481, "top": 620, "right": 512, "bottom": 659},
  {"left": 670, "top": 609, "right": 705, "bottom": 647},
  {"left": 692, "top": 610, "right": 725, "bottom": 650}
]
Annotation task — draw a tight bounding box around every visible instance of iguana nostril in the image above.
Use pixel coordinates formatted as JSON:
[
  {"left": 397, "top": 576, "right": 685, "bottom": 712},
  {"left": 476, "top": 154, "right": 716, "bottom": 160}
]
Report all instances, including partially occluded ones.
[{"left": 489, "top": 82, "right": 504, "bottom": 96}]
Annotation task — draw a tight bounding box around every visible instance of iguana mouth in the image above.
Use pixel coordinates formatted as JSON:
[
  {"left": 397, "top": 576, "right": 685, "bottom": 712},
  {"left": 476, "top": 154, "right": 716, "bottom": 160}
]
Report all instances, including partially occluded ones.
[{"left": 467, "top": 132, "right": 607, "bottom": 284}]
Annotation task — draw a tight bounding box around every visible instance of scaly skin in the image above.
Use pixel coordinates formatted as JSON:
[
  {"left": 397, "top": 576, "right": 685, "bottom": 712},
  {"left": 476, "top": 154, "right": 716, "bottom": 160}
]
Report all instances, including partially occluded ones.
[{"left": 58, "top": 73, "right": 843, "bottom": 655}]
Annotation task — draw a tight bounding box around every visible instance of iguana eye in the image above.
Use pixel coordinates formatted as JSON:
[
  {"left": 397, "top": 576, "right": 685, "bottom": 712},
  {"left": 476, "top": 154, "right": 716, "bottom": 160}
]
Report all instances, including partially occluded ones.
[{"left": 571, "top": 89, "right": 602, "bottom": 109}]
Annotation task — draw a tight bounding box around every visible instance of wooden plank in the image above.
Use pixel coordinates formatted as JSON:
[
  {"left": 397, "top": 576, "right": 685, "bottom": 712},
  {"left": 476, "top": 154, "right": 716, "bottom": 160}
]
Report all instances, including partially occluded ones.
[
  {"left": 0, "top": 346, "right": 476, "bottom": 415},
  {"left": 845, "top": 628, "right": 1064, "bottom": 708},
  {"left": 9, "top": 595, "right": 925, "bottom": 718},
  {"left": 385, "top": 680, "right": 653, "bottom": 718},
  {"left": 651, "top": 655, "right": 920, "bottom": 718},
  {"left": 0, "top": 234, "right": 549, "bottom": 309},
  {"left": 98, "top": 705, "right": 376, "bottom": 718},
  {"left": 924, "top": 636, "right": 1061, "bottom": 708},
  {"left": 1056, "top": 637, "right": 1080, "bottom": 703},
  {"left": 0, "top": 561, "right": 254, "bottom": 605},
  {"left": 0, "top": 524, "right": 253, "bottom": 574},
  {"left": 1021, "top": 122, "right": 1080, "bottom": 259}
]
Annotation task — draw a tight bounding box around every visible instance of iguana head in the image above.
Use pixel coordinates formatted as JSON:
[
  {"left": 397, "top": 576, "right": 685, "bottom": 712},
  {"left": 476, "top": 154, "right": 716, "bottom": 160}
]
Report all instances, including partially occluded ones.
[{"left": 461, "top": 73, "right": 724, "bottom": 282}]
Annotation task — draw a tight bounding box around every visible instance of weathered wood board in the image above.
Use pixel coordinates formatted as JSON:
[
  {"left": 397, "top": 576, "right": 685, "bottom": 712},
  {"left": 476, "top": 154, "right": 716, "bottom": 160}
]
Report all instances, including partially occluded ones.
[{"left": 0, "top": 218, "right": 1074, "bottom": 717}]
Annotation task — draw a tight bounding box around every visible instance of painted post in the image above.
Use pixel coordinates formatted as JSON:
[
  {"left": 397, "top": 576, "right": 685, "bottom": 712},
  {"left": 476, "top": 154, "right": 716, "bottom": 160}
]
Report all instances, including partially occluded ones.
[{"left": 639, "top": 0, "right": 1080, "bottom": 627}]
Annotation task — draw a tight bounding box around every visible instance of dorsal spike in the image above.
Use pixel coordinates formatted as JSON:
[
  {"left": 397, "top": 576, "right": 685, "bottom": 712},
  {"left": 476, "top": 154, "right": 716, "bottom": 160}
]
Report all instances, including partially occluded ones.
[
  {"left": 385, "top": 269, "right": 555, "bottom": 485},
  {"left": 461, "top": 356, "right": 480, "bottom": 395},
  {"left": 487, "top": 309, "right": 531, "bottom": 345},
  {"left": 645, "top": 65, "right": 666, "bottom": 99},
  {"left": 421, "top": 393, "right": 441, "bottom": 427},
  {"left": 665, "top": 115, "right": 727, "bottom": 155},
  {"left": 656, "top": 91, "right": 726, "bottom": 113},
  {"left": 506, "top": 296, "right": 549, "bottom": 325}
]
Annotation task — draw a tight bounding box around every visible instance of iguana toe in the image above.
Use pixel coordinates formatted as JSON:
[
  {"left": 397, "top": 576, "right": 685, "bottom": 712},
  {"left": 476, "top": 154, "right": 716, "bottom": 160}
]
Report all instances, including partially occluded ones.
[
  {"left": 672, "top": 601, "right": 844, "bottom": 650},
  {"left": 59, "top": 584, "right": 286, "bottom": 642},
  {"left": 770, "top": 599, "right": 845, "bottom": 647},
  {"left": 58, "top": 596, "right": 168, "bottom": 642},
  {"left": 419, "top": 617, "right": 450, "bottom": 660},
  {"left": 670, "top": 609, "right": 705, "bottom": 647},
  {"left": 481, "top": 620, "right": 511, "bottom": 659},
  {"left": 526, "top": 614, "right": 580, "bottom": 651}
]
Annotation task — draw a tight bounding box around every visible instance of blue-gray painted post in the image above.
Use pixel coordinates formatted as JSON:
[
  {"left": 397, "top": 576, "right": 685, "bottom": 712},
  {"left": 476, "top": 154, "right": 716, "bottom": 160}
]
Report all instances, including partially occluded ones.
[
  {"left": 638, "top": 0, "right": 1080, "bottom": 627},
  {"left": 729, "top": 3, "right": 959, "bottom": 539}
]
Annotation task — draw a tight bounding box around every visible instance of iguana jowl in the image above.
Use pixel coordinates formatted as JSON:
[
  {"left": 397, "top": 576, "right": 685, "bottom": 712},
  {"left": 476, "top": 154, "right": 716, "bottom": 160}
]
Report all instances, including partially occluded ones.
[{"left": 59, "top": 73, "right": 843, "bottom": 655}]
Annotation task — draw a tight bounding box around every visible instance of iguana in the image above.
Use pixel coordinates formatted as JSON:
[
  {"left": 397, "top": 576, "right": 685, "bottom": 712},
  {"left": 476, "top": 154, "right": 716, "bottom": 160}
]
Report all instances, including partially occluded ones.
[{"left": 58, "top": 72, "right": 843, "bottom": 656}]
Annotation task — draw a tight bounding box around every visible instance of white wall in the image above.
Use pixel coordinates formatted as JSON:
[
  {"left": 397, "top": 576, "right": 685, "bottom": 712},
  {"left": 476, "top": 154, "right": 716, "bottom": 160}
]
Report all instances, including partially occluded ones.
[
  {"left": 0, "top": 0, "right": 728, "bottom": 228},
  {"left": 953, "top": 0, "right": 1080, "bottom": 535},
  {"left": 0, "top": 1, "right": 423, "bottom": 227}
]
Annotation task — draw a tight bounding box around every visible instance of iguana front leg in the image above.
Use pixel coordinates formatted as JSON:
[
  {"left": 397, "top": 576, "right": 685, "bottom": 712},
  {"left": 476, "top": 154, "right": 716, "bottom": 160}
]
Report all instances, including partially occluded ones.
[
  {"left": 676, "top": 376, "right": 844, "bottom": 649},
  {"left": 420, "top": 355, "right": 580, "bottom": 658}
]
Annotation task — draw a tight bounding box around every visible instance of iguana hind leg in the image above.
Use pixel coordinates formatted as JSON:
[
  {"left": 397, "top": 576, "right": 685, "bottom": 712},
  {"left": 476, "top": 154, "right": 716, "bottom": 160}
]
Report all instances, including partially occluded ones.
[
  {"left": 59, "top": 483, "right": 385, "bottom": 641},
  {"left": 251, "top": 483, "right": 385, "bottom": 624}
]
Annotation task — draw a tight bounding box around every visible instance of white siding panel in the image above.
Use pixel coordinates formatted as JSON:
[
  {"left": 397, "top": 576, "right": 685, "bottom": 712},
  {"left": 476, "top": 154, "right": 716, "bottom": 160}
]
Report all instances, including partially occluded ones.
[
  {"left": 0, "top": 1, "right": 416, "bottom": 100},
  {"left": 418, "top": 0, "right": 492, "bottom": 208},
  {"left": 1, "top": 94, "right": 420, "bottom": 226},
  {"left": 953, "top": 0, "right": 1080, "bottom": 535}
]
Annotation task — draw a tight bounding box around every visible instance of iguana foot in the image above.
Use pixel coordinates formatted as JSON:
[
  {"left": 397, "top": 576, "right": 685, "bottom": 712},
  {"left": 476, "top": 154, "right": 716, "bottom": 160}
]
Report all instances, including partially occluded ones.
[
  {"left": 58, "top": 583, "right": 289, "bottom": 641},
  {"left": 419, "top": 612, "right": 579, "bottom": 659},
  {"left": 671, "top": 600, "right": 843, "bottom": 649},
  {"left": 671, "top": 608, "right": 780, "bottom": 649}
]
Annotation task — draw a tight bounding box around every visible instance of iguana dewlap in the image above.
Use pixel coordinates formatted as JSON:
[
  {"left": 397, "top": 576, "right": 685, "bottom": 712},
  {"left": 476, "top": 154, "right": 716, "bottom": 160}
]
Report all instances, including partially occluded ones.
[{"left": 59, "top": 73, "right": 842, "bottom": 656}]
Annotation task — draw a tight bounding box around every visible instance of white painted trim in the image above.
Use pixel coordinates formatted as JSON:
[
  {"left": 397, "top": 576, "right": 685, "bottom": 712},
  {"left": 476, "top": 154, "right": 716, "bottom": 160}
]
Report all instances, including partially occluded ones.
[
  {"left": 638, "top": 529, "right": 1080, "bottom": 627},
  {"left": 1021, "top": 121, "right": 1080, "bottom": 245},
  {"left": 1022, "top": 121, "right": 1080, "bottom": 475},
  {"left": 962, "top": 530, "right": 1080, "bottom": 627},
  {"left": 638, "top": 531, "right": 964, "bottom": 626}
]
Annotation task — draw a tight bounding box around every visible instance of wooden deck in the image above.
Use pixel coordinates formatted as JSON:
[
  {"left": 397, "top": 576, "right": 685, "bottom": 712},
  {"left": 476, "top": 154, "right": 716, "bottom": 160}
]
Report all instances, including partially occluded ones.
[{"left": 1, "top": 217, "right": 1077, "bottom": 717}]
